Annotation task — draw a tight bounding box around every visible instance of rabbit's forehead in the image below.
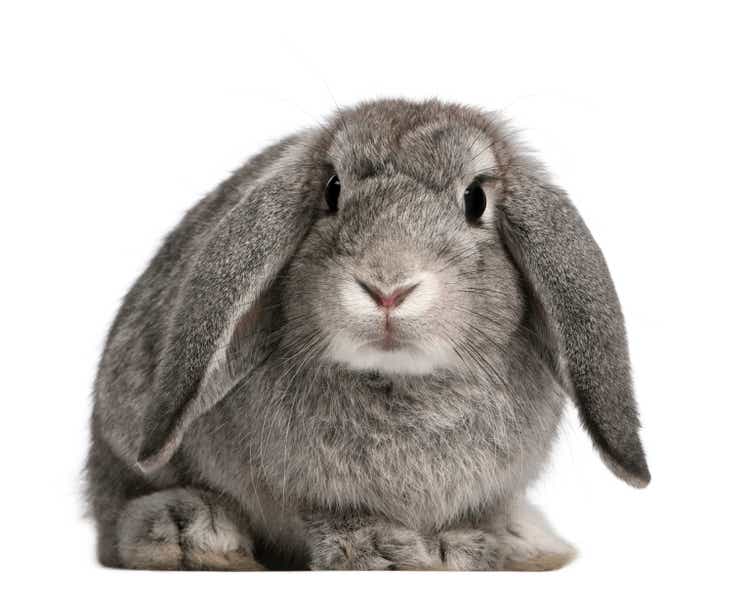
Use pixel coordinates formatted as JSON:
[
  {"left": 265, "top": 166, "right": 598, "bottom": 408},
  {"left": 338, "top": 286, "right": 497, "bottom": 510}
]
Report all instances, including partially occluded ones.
[{"left": 328, "top": 118, "right": 498, "bottom": 187}]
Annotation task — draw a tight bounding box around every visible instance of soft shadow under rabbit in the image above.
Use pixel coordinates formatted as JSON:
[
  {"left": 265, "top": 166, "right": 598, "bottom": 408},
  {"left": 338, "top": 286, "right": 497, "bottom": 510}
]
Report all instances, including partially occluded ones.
[{"left": 86, "top": 98, "right": 649, "bottom": 570}]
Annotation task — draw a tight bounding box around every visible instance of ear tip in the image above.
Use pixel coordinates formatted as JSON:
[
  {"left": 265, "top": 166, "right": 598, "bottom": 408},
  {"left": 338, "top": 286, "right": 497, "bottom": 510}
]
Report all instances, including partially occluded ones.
[
  {"left": 135, "top": 450, "right": 162, "bottom": 475},
  {"left": 136, "top": 435, "right": 161, "bottom": 467},
  {"left": 135, "top": 401, "right": 186, "bottom": 474},
  {"left": 135, "top": 432, "right": 176, "bottom": 475},
  {"left": 134, "top": 458, "right": 151, "bottom": 475},
  {"left": 605, "top": 451, "right": 651, "bottom": 489},
  {"left": 623, "top": 442, "right": 652, "bottom": 488},
  {"left": 628, "top": 466, "right": 652, "bottom": 489}
]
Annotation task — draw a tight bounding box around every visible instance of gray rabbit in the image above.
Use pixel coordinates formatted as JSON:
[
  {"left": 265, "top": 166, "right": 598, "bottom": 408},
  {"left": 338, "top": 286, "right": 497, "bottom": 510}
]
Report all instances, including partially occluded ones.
[{"left": 86, "top": 98, "right": 649, "bottom": 571}]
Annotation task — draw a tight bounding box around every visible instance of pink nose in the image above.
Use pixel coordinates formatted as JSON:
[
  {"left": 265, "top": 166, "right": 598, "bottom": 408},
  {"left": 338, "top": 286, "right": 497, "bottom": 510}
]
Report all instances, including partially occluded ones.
[{"left": 357, "top": 280, "right": 419, "bottom": 310}]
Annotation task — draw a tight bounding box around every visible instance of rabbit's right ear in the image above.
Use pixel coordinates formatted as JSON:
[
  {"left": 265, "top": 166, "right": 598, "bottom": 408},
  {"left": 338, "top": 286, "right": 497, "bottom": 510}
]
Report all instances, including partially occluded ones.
[{"left": 135, "top": 134, "right": 318, "bottom": 473}]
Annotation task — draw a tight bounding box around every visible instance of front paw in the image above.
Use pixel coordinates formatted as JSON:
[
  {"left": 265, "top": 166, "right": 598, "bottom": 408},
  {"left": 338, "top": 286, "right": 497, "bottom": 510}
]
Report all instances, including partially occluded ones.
[
  {"left": 438, "top": 529, "right": 501, "bottom": 570},
  {"left": 308, "top": 522, "right": 436, "bottom": 570}
]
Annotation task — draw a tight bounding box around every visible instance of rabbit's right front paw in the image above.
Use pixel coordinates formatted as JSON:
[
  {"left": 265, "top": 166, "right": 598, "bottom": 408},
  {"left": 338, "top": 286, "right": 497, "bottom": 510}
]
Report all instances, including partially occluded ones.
[
  {"left": 117, "top": 488, "right": 262, "bottom": 570},
  {"left": 308, "top": 522, "right": 437, "bottom": 570}
]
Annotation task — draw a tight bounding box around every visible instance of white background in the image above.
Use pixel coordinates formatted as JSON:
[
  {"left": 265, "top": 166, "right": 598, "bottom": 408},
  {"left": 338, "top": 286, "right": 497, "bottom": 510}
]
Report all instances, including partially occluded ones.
[{"left": 2, "top": 1, "right": 748, "bottom": 601}]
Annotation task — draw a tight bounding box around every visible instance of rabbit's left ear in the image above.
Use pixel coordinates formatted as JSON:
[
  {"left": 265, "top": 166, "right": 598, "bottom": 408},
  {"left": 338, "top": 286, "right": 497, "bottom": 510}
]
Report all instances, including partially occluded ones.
[
  {"left": 135, "top": 136, "right": 317, "bottom": 473},
  {"left": 499, "top": 160, "right": 650, "bottom": 488}
]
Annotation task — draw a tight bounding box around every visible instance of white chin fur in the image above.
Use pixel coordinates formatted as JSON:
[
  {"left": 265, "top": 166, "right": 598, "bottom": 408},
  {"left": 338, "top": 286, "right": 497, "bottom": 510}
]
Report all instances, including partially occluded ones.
[{"left": 327, "top": 333, "right": 456, "bottom": 376}]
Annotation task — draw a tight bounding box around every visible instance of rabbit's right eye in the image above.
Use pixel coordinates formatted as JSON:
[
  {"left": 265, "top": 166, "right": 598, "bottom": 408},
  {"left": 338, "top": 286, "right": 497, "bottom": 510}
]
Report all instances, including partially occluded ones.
[{"left": 325, "top": 174, "right": 341, "bottom": 212}]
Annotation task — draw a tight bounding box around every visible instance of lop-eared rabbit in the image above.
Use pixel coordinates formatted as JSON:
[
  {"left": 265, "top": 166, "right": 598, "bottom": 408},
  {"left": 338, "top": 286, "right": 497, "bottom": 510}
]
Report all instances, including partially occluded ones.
[{"left": 87, "top": 99, "right": 649, "bottom": 571}]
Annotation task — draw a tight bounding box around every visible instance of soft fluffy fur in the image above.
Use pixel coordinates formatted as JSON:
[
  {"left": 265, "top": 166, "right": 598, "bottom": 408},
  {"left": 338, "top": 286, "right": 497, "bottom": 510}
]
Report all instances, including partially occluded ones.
[{"left": 86, "top": 98, "right": 649, "bottom": 570}]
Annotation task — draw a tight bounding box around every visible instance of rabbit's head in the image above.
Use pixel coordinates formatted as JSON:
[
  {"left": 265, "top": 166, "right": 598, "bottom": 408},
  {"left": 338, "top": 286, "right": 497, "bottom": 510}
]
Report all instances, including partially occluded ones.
[
  {"left": 282, "top": 101, "right": 523, "bottom": 376},
  {"left": 136, "top": 99, "right": 650, "bottom": 489}
]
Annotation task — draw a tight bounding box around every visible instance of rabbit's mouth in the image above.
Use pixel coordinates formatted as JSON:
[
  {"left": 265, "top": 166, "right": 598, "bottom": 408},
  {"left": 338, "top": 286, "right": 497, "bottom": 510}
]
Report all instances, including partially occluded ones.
[
  {"left": 325, "top": 330, "right": 457, "bottom": 376},
  {"left": 322, "top": 271, "right": 456, "bottom": 374},
  {"left": 376, "top": 335, "right": 399, "bottom": 351},
  {"left": 373, "top": 319, "right": 402, "bottom": 351},
  {"left": 366, "top": 332, "right": 406, "bottom": 353}
]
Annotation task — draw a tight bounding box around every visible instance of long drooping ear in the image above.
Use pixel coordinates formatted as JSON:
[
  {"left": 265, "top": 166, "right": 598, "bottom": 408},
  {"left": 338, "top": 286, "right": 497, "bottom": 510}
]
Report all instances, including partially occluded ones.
[
  {"left": 499, "top": 158, "right": 650, "bottom": 488},
  {"left": 135, "top": 137, "right": 317, "bottom": 473}
]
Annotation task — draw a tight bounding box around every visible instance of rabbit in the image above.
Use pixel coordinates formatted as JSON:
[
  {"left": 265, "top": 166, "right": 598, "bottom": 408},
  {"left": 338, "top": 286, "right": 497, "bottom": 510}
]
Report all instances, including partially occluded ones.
[{"left": 86, "top": 98, "right": 650, "bottom": 571}]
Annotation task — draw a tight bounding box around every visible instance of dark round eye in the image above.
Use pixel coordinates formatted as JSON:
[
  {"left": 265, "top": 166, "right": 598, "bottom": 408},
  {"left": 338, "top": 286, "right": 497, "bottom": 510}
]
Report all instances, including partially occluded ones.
[
  {"left": 325, "top": 174, "right": 341, "bottom": 212},
  {"left": 464, "top": 180, "right": 486, "bottom": 223}
]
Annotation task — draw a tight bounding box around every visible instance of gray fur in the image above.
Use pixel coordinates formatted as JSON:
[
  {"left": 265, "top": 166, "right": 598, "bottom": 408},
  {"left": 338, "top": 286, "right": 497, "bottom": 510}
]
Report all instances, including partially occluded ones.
[{"left": 86, "top": 98, "right": 648, "bottom": 570}]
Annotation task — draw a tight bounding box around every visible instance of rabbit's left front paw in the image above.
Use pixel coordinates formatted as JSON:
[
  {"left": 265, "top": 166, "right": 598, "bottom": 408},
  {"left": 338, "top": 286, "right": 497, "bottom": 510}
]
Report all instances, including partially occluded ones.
[
  {"left": 437, "top": 529, "right": 501, "bottom": 570},
  {"left": 308, "top": 521, "right": 436, "bottom": 570}
]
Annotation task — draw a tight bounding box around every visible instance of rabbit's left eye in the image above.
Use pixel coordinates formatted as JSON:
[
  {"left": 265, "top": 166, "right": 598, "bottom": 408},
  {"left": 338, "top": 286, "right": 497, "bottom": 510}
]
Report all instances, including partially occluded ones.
[{"left": 464, "top": 180, "right": 486, "bottom": 223}]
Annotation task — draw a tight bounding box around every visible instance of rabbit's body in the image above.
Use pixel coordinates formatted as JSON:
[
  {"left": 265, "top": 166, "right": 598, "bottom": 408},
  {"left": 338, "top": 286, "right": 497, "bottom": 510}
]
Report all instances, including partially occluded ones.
[
  {"left": 91, "top": 262, "right": 566, "bottom": 569},
  {"left": 87, "top": 99, "right": 648, "bottom": 570},
  {"left": 183, "top": 337, "right": 565, "bottom": 532}
]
